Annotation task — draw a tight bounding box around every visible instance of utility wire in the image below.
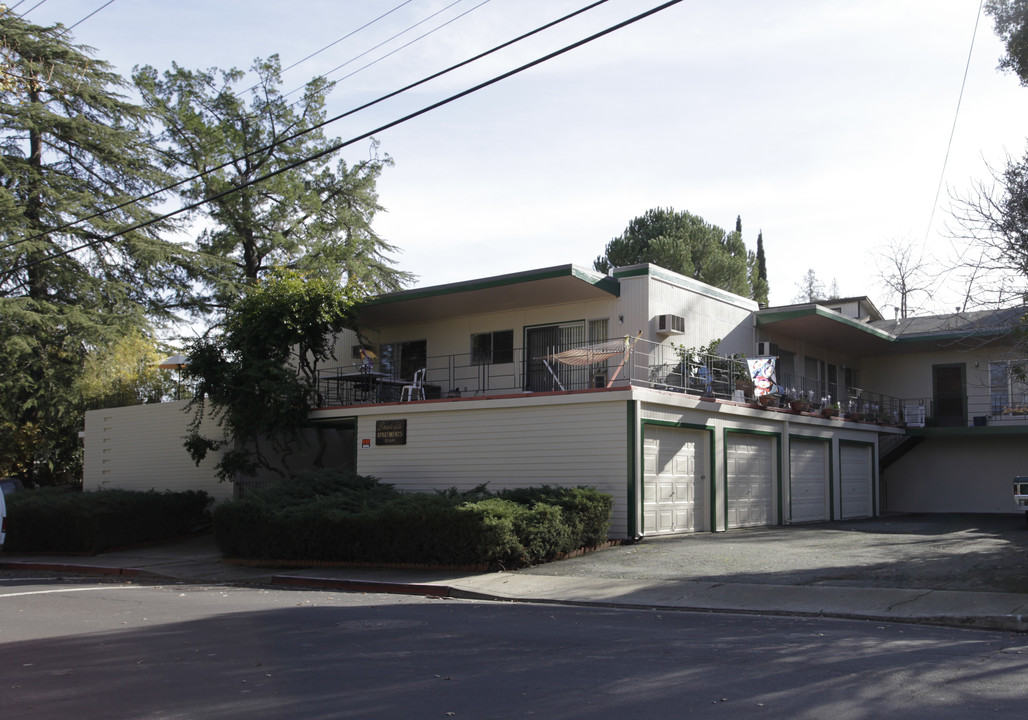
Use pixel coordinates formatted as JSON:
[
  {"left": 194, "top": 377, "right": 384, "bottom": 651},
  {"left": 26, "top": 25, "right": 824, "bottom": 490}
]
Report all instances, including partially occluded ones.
[
  {"left": 65, "top": 0, "right": 117, "bottom": 32},
  {"left": 14, "top": 0, "right": 684, "bottom": 273},
  {"left": 302, "top": 0, "right": 494, "bottom": 101},
  {"left": 240, "top": 0, "right": 415, "bottom": 95},
  {"left": 920, "top": 0, "right": 984, "bottom": 257},
  {"left": 282, "top": 0, "right": 478, "bottom": 100},
  {"left": 1, "top": 0, "right": 609, "bottom": 254}
]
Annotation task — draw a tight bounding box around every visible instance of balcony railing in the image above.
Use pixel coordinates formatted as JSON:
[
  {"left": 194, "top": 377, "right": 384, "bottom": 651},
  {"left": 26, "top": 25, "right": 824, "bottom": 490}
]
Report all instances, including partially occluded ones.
[
  {"left": 314, "top": 337, "right": 904, "bottom": 422},
  {"left": 897, "top": 393, "right": 1028, "bottom": 428}
]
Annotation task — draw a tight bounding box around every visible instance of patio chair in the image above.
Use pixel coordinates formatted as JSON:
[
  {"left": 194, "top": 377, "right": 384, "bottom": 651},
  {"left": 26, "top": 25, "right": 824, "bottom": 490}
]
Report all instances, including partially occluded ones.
[{"left": 401, "top": 368, "right": 426, "bottom": 402}]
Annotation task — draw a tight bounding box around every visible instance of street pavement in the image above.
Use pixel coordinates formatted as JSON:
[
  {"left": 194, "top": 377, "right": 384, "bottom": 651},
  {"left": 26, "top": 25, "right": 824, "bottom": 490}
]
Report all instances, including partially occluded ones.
[{"left": 3, "top": 513, "right": 1028, "bottom": 632}]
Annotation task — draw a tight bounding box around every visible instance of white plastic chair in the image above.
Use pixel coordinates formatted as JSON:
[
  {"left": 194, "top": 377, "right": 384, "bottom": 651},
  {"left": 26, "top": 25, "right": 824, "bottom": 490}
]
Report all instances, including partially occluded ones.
[{"left": 401, "top": 368, "right": 426, "bottom": 402}]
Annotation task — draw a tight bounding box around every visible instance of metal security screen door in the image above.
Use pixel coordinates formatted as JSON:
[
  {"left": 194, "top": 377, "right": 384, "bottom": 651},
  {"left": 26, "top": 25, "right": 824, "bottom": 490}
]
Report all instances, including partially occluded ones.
[{"left": 524, "top": 322, "right": 586, "bottom": 392}]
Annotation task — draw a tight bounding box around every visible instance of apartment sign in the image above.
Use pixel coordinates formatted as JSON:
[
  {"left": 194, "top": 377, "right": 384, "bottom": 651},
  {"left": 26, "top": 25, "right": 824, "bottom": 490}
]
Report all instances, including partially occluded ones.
[{"left": 375, "top": 419, "right": 407, "bottom": 446}]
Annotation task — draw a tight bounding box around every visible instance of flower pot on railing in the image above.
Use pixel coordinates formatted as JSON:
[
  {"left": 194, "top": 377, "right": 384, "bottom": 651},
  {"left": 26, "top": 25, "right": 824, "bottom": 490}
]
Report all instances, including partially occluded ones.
[
  {"left": 822, "top": 406, "right": 840, "bottom": 418},
  {"left": 757, "top": 394, "right": 777, "bottom": 408},
  {"left": 789, "top": 400, "right": 811, "bottom": 413}
]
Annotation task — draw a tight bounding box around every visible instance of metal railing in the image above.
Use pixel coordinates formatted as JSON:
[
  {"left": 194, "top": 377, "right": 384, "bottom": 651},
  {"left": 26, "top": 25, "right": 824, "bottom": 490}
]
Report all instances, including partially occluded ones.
[
  {"left": 314, "top": 337, "right": 906, "bottom": 421},
  {"left": 897, "top": 393, "right": 1028, "bottom": 428}
]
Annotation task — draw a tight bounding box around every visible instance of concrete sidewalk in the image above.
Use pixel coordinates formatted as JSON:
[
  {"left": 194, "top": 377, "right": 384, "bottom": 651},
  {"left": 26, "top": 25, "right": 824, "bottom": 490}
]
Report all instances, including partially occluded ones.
[{"left": 3, "top": 515, "right": 1028, "bottom": 633}]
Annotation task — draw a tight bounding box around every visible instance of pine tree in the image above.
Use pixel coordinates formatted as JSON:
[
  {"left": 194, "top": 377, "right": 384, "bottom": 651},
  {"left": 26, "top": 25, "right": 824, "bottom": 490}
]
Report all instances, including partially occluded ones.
[{"left": 0, "top": 10, "right": 187, "bottom": 483}]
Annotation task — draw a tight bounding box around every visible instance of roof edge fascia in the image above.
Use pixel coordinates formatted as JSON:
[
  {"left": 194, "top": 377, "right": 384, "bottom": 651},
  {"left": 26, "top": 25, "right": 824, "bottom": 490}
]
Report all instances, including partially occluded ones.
[
  {"left": 757, "top": 305, "right": 898, "bottom": 342},
  {"left": 361, "top": 264, "right": 620, "bottom": 308}
]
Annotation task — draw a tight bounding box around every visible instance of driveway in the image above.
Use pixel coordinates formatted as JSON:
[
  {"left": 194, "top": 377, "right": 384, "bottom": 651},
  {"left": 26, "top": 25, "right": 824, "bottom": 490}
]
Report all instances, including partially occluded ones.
[{"left": 519, "top": 514, "right": 1028, "bottom": 595}]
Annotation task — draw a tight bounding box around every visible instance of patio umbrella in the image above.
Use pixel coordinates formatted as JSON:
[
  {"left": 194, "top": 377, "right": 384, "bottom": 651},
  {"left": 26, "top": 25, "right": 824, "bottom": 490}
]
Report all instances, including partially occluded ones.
[
  {"left": 157, "top": 355, "right": 189, "bottom": 399},
  {"left": 157, "top": 354, "right": 189, "bottom": 369}
]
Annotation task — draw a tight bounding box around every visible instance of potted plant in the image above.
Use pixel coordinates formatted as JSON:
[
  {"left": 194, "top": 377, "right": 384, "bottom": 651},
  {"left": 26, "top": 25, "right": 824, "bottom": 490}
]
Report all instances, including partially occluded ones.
[{"left": 821, "top": 396, "right": 839, "bottom": 418}]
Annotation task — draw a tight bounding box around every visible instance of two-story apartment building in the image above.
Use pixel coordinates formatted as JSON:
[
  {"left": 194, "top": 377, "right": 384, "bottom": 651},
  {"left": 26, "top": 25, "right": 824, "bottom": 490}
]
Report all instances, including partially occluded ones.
[{"left": 86, "top": 263, "right": 897, "bottom": 538}]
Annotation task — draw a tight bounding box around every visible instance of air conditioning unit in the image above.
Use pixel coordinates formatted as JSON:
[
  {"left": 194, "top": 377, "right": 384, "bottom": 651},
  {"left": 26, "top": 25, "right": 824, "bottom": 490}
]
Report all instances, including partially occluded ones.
[
  {"left": 655, "top": 314, "right": 686, "bottom": 336},
  {"left": 756, "top": 341, "right": 779, "bottom": 357}
]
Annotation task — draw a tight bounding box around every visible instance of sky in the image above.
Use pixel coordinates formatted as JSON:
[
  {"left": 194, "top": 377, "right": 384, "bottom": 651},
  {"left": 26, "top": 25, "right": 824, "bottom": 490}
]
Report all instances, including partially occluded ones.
[{"left": 17, "top": 0, "right": 1028, "bottom": 315}]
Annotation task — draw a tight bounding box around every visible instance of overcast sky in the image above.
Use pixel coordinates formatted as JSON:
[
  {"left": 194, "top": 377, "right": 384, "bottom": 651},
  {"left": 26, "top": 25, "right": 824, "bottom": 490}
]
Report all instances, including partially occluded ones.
[{"left": 20, "top": 0, "right": 1028, "bottom": 314}]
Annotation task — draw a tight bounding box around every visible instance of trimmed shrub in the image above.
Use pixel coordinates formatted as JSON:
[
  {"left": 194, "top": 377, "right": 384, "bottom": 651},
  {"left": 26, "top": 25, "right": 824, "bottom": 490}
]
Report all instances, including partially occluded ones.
[
  {"left": 213, "top": 471, "right": 613, "bottom": 568},
  {"left": 2, "top": 488, "right": 212, "bottom": 554}
]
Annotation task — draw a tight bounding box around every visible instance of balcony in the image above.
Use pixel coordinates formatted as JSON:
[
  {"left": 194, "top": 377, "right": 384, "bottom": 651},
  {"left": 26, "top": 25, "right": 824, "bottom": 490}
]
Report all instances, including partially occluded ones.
[{"left": 314, "top": 337, "right": 906, "bottom": 423}]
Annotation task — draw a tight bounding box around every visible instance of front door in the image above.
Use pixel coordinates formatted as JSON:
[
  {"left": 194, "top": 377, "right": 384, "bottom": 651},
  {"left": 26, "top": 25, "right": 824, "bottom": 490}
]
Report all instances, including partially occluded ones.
[{"left": 932, "top": 364, "right": 966, "bottom": 427}]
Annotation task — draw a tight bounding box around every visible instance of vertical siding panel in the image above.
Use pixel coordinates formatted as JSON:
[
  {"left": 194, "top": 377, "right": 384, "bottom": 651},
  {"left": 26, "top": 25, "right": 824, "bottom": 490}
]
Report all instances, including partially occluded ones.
[{"left": 84, "top": 402, "right": 232, "bottom": 501}]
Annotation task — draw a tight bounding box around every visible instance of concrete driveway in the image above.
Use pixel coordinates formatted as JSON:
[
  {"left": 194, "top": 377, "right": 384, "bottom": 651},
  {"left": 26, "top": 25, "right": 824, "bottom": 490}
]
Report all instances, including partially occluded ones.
[{"left": 519, "top": 514, "right": 1028, "bottom": 595}]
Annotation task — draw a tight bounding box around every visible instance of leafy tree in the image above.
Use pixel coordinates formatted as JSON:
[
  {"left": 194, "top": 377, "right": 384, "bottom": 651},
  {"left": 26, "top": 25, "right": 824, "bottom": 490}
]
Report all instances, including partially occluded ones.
[
  {"left": 987, "top": 0, "right": 1028, "bottom": 85},
  {"left": 594, "top": 207, "right": 754, "bottom": 297},
  {"left": 0, "top": 10, "right": 187, "bottom": 484},
  {"left": 184, "top": 268, "right": 364, "bottom": 482},
  {"left": 76, "top": 331, "right": 177, "bottom": 408},
  {"left": 134, "top": 56, "right": 412, "bottom": 317}
]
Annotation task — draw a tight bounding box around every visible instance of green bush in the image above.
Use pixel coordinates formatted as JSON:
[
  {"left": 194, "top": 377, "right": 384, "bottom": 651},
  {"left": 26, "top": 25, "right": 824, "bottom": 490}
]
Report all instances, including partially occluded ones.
[
  {"left": 213, "top": 472, "right": 613, "bottom": 569},
  {"left": 2, "top": 488, "right": 212, "bottom": 554}
]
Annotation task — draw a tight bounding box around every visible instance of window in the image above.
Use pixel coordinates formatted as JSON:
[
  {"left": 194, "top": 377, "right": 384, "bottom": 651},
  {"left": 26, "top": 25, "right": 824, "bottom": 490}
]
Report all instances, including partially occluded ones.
[
  {"left": 990, "top": 361, "right": 1028, "bottom": 414},
  {"left": 588, "top": 318, "right": 608, "bottom": 343},
  {"left": 471, "top": 330, "right": 514, "bottom": 365},
  {"left": 380, "top": 340, "right": 426, "bottom": 380}
]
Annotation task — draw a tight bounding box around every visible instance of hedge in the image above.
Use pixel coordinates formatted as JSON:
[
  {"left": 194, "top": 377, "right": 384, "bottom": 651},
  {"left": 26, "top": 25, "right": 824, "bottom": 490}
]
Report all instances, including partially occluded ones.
[
  {"left": 2, "top": 488, "right": 213, "bottom": 554},
  {"left": 213, "top": 470, "right": 613, "bottom": 568}
]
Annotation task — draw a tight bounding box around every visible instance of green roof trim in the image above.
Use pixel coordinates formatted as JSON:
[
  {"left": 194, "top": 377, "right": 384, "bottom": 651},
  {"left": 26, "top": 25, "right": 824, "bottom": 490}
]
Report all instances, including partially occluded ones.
[
  {"left": 360, "top": 264, "right": 620, "bottom": 308},
  {"left": 757, "top": 305, "right": 898, "bottom": 342}
]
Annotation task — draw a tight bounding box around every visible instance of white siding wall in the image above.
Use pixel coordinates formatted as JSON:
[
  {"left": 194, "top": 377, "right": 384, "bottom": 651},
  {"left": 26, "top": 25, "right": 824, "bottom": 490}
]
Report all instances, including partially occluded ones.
[
  {"left": 883, "top": 435, "right": 1024, "bottom": 514},
  {"left": 346, "top": 393, "right": 631, "bottom": 536},
  {"left": 83, "top": 401, "right": 232, "bottom": 501}
]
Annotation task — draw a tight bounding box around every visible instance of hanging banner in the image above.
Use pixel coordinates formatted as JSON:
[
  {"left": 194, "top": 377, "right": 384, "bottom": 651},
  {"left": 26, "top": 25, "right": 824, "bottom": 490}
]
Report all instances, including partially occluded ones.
[{"left": 747, "top": 357, "right": 778, "bottom": 398}]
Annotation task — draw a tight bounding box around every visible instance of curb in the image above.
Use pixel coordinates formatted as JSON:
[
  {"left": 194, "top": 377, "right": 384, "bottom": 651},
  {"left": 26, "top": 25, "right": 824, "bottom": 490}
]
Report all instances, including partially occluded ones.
[{"left": 0, "top": 560, "right": 154, "bottom": 578}]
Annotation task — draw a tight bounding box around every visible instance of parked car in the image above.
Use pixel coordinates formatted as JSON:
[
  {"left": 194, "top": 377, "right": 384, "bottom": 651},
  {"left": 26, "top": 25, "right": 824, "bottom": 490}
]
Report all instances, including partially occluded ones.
[
  {"left": 0, "top": 477, "right": 23, "bottom": 495},
  {"left": 1015, "top": 476, "right": 1028, "bottom": 526}
]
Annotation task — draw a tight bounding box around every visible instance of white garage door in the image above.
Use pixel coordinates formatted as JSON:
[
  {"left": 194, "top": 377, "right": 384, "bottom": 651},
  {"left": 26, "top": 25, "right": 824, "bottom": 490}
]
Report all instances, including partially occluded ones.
[
  {"left": 643, "top": 426, "right": 705, "bottom": 534},
  {"left": 726, "top": 434, "right": 775, "bottom": 528},
  {"left": 840, "top": 443, "right": 873, "bottom": 519},
  {"left": 789, "top": 439, "right": 829, "bottom": 523}
]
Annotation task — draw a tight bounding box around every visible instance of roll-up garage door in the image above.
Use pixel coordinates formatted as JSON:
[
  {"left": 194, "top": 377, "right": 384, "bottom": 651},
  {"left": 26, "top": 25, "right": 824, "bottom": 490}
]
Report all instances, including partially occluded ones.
[
  {"left": 726, "top": 434, "right": 775, "bottom": 528},
  {"left": 642, "top": 426, "right": 706, "bottom": 534},
  {"left": 840, "top": 443, "right": 873, "bottom": 519},
  {"left": 789, "top": 438, "right": 829, "bottom": 523}
]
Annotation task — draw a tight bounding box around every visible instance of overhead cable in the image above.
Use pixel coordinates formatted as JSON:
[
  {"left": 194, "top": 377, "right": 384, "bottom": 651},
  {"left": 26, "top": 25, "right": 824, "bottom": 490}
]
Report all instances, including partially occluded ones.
[
  {"left": 2, "top": 0, "right": 609, "bottom": 253},
  {"left": 14, "top": 0, "right": 684, "bottom": 272}
]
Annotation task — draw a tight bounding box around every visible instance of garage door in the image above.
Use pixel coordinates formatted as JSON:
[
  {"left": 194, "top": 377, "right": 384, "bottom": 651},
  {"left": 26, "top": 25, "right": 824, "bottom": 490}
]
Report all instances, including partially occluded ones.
[
  {"left": 789, "top": 439, "right": 829, "bottom": 523},
  {"left": 840, "top": 443, "right": 873, "bottom": 519},
  {"left": 642, "top": 426, "right": 705, "bottom": 534},
  {"left": 726, "top": 434, "right": 775, "bottom": 528}
]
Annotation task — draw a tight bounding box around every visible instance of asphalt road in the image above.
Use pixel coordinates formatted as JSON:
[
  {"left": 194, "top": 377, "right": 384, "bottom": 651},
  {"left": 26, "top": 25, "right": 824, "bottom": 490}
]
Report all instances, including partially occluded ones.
[
  {"left": 2, "top": 580, "right": 1028, "bottom": 719},
  {"left": 521, "top": 514, "right": 1028, "bottom": 595}
]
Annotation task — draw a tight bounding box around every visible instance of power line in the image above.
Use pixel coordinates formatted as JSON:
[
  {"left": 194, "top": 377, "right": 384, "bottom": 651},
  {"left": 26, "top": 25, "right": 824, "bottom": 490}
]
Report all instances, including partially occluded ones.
[
  {"left": 65, "top": 0, "right": 118, "bottom": 32},
  {"left": 240, "top": 0, "right": 416, "bottom": 96},
  {"left": 15, "top": 0, "right": 684, "bottom": 274},
  {"left": 920, "top": 0, "right": 984, "bottom": 257},
  {"left": 305, "top": 0, "right": 495, "bottom": 100},
  {"left": 281, "top": 0, "right": 480, "bottom": 101},
  {"left": 1, "top": 0, "right": 610, "bottom": 254}
]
